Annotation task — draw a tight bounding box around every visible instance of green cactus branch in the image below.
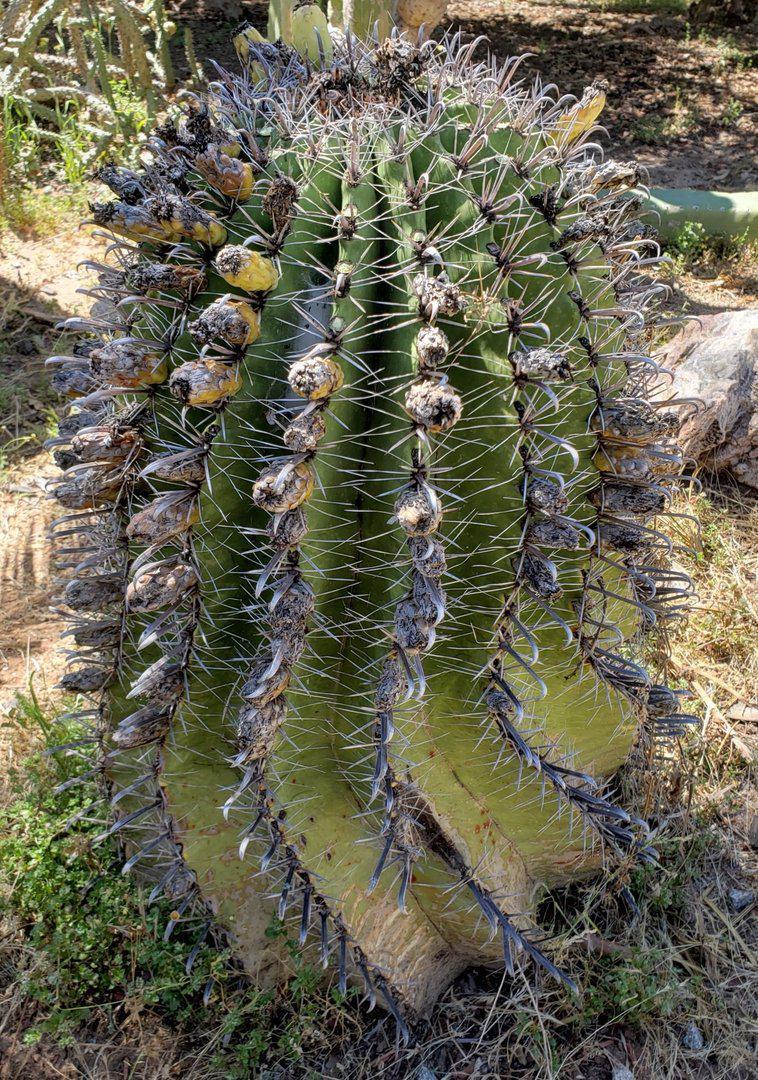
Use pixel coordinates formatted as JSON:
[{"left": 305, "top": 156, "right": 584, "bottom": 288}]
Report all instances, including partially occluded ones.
[
  {"left": 645, "top": 188, "right": 758, "bottom": 242},
  {"left": 47, "top": 21, "right": 697, "bottom": 1025},
  {"left": 0, "top": 0, "right": 197, "bottom": 164}
]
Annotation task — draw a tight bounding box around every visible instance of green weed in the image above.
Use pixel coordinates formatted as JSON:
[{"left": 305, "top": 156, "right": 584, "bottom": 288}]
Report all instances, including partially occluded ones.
[
  {"left": 580, "top": 948, "right": 682, "bottom": 1027},
  {"left": 720, "top": 96, "right": 744, "bottom": 127},
  {"left": 665, "top": 219, "right": 754, "bottom": 272},
  {"left": 0, "top": 694, "right": 356, "bottom": 1073},
  {"left": 712, "top": 36, "right": 756, "bottom": 73},
  {"left": 630, "top": 88, "right": 700, "bottom": 145}
]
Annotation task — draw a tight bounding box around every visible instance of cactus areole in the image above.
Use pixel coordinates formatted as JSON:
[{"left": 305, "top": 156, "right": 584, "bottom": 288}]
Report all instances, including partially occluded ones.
[{"left": 49, "top": 24, "right": 696, "bottom": 1024}]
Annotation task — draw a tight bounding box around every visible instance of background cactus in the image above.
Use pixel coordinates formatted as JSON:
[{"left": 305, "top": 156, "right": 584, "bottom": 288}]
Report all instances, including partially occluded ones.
[
  {"left": 47, "top": 18, "right": 696, "bottom": 1023},
  {"left": 0, "top": 0, "right": 201, "bottom": 166}
]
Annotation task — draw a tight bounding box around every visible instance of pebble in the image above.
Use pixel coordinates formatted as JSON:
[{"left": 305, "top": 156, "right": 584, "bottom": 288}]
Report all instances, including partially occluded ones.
[
  {"left": 728, "top": 887, "right": 755, "bottom": 912},
  {"left": 682, "top": 1020, "right": 705, "bottom": 1051}
]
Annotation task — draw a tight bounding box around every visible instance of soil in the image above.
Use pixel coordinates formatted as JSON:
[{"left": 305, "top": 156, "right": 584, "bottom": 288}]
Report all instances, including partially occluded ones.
[
  {"left": 0, "top": 228, "right": 105, "bottom": 460},
  {"left": 167, "top": 0, "right": 758, "bottom": 191},
  {"left": 0, "top": 456, "right": 63, "bottom": 713},
  {"left": 0, "top": 229, "right": 106, "bottom": 724},
  {"left": 665, "top": 256, "right": 758, "bottom": 315}
]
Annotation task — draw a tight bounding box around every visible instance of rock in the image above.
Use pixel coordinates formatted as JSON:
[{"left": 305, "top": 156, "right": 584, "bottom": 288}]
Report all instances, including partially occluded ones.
[
  {"left": 727, "top": 887, "right": 755, "bottom": 912},
  {"left": 612, "top": 1065, "right": 634, "bottom": 1080},
  {"left": 727, "top": 702, "right": 758, "bottom": 725},
  {"left": 663, "top": 309, "right": 758, "bottom": 487},
  {"left": 682, "top": 1020, "right": 705, "bottom": 1050}
]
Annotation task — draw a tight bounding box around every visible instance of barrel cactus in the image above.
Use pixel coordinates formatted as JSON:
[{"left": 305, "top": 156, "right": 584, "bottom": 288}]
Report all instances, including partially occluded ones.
[{"left": 47, "top": 17, "right": 695, "bottom": 1024}]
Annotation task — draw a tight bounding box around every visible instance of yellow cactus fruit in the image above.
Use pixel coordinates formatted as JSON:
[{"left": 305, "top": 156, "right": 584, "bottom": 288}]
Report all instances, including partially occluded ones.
[
  {"left": 169, "top": 360, "right": 243, "bottom": 407},
  {"left": 174, "top": 212, "right": 227, "bottom": 247},
  {"left": 233, "top": 24, "right": 265, "bottom": 66},
  {"left": 195, "top": 146, "right": 254, "bottom": 202},
  {"left": 291, "top": 4, "right": 333, "bottom": 64},
  {"left": 189, "top": 298, "right": 261, "bottom": 347},
  {"left": 148, "top": 195, "right": 228, "bottom": 247},
  {"left": 89, "top": 201, "right": 176, "bottom": 244},
  {"left": 214, "top": 246, "right": 279, "bottom": 293},
  {"left": 288, "top": 356, "right": 344, "bottom": 400},
  {"left": 227, "top": 301, "right": 261, "bottom": 346},
  {"left": 90, "top": 342, "right": 167, "bottom": 389},
  {"left": 252, "top": 461, "right": 315, "bottom": 513},
  {"left": 552, "top": 81, "right": 608, "bottom": 145}
]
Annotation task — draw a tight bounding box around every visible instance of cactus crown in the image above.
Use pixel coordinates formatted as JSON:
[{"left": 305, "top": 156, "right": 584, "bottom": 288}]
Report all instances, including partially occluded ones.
[{"left": 49, "top": 27, "right": 695, "bottom": 1024}]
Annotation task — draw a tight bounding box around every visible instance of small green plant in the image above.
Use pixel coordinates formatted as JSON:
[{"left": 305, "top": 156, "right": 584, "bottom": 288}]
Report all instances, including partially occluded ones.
[
  {"left": 581, "top": 948, "right": 682, "bottom": 1027},
  {"left": 712, "top": 36, "right": 755, "bottom": 73},
  {"left": 631, "top": 88, "right": 699, "bottom": 144},
  {"left": 665, "top": 219, "right": 753, "bottom": 272},
  {"left": 720, "top": 96, "right": 744, "bottom": 126},
  {"left": 0, "top": 692, "right": 355, "bottom": 1071},
  {"left": 667, "top": 219, "right": 709, "bottom": 266},
  {"left": 630, "top": 828, "right": 711, "bottom": 914}
]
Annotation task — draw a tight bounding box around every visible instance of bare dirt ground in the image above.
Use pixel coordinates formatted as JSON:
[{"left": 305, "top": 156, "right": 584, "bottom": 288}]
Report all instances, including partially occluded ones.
[
  {"left": 0, "top": 229, "right": 105, "bottom": 748},
  {"left": 0, "top": 458, "right": 61, "bottom": 710}
]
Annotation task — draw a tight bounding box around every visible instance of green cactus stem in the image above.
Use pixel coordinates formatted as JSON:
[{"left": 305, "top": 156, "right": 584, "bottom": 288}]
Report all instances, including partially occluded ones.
[
  {"left": 646, "top": 188, "right": 758, "bottom": 242},
  {"left": 47, "top": 28, "right": 696, "bottom": 1023},
  {"left": 2, "top": 0, "right": 177, "bottom": 159}
]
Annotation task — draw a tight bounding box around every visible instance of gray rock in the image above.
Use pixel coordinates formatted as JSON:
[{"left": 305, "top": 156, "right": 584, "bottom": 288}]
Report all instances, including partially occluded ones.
[
  {"left": 727, "top": 702, "right": 758, "bottom": 725},
  {"left": 682, "top": 1020, "right": 705, "bottom": 1050},
  {"left": 728, "top": 887, "right": 755, "bottom": 912},
  {"left": 663, "top": 309, "right": 758, "bottom": 487}
]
